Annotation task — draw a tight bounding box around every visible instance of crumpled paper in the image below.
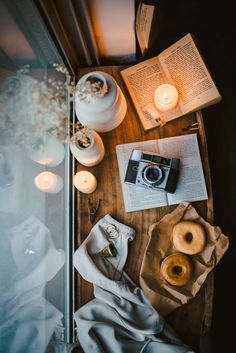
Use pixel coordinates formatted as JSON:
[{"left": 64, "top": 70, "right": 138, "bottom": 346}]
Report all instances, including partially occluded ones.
[{"left": 139, "top": 202, "right": 229, "bottom": 317}]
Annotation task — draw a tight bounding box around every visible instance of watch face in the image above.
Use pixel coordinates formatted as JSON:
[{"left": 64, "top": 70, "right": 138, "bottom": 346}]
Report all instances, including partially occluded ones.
[{"left": 106, "top": 224, "right": 119, "bottom": 239}]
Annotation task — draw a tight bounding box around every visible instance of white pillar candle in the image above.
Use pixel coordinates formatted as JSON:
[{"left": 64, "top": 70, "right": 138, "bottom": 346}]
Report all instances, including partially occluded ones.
[
  {"left": 34, "top": 171, "right": 63, "bottom": 193},
  {"left": 154, "top": 84, "right": 178, "bottom": 112},
  {"left": 74, "top": 171, "right": 97, "bottom": 194}
]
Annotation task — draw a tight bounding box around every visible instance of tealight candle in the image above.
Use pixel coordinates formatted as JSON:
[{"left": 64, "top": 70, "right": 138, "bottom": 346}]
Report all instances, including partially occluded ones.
[
  {"left": 74, "top": 171, "right": 97, "bottom": 194},
  {"left": 34, "top": 171, "right": 63, "bottom": 193},
  {"left": 154, "top": 84, "right": 178, "bottom": 112}
]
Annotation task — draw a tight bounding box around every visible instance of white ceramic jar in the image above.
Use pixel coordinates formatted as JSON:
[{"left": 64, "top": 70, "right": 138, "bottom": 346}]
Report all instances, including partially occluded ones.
[
  {"left": 75, "top": 71, "right": 127, "bottom": 132},
  {"left": 70, "top": 129, "right": 105, "bottom": 166}
]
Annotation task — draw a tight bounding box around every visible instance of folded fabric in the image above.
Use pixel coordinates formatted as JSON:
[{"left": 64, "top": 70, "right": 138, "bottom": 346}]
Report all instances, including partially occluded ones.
[
  {"left": 140, "top": 202, "right": 230, "bottom": 316},
  {"left": 0, "top": 297, "right": 63, "bottom": 353},
  {"left": 74, "top": 214, "right": 194, "bottom": 353},
  {"left": 0, "top": 216, "right": 65, "bottom": 353}
]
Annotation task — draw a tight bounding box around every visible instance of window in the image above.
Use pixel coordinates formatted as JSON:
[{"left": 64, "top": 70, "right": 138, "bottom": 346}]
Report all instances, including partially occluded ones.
[{"left": 0, "top": 1, "right": 75, "bottom": 352}]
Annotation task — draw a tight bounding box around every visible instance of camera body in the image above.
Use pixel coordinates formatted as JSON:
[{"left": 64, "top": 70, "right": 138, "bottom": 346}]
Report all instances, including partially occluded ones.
[{"left": 124, "top": 149, "right": 180, "bottom": 193}]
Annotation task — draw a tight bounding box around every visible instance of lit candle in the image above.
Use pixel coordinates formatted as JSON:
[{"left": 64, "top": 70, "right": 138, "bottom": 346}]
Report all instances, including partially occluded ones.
[
  {"left": 34, "top": 171, "right": 63, "bottom": 193},
  {"left": 154, "top": 84, "right": 178, "bottom": 111},
  {"left": 74, "top": 171, "right": 97, "bottom": 194}
]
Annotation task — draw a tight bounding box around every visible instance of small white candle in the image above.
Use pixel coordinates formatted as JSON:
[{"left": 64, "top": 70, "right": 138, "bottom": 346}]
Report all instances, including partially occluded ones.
[
  {"left": 34, "top": 171, "right": 63, "bottom": 193},
  {"left": 154, "top": 84, "right": 178, "bottom": 111},
  {"left": 74, "top": 171, "right": 97, "bottom": 194}
]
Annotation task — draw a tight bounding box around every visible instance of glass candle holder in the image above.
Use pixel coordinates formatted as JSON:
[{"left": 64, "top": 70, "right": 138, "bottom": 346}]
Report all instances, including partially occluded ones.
[{"left": 154, "top": 84, "right": 178, "bottom": 112}]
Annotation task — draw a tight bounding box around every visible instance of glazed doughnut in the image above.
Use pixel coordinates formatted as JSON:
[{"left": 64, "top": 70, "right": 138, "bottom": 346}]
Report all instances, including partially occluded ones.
[
  {"left": 172, "top": 221, "right": 206, "bottom": 255},
  {"left": 160, "top": 253, "right": 193, "bottom": 286}
]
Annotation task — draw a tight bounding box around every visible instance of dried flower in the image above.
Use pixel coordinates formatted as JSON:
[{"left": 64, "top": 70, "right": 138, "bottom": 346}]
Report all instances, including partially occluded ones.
[
  {"left": 53, "top": 63, "right": 70, "bottom": 76},
  {"left": 70, "top": 125, "right": 93, "bottom": 148},
  {"left": 0, "top": 67, "right": 70, "bottom": 148},
  {"left": 0, "top": 65, "right": 108, "bottom": 150},
  {"left": 76, "top": 75, "right": 108, "bottom": 103}
]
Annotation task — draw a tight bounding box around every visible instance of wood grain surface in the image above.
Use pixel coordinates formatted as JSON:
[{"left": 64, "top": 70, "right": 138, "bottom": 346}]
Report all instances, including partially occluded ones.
[{"left": 74, "top": 66, "right": 213, "bottom": 352}]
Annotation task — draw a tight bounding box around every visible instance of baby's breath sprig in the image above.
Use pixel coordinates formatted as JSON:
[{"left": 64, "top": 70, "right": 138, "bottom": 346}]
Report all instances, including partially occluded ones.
[
  {"left": 76, "top": 75, "right": 108, "bottom": 103},
  {"left": 70, "top": 125, "right": 93, "bottom": 148},
  {"left": 0, "top": 64, "right": 71, "bottom": 147}
]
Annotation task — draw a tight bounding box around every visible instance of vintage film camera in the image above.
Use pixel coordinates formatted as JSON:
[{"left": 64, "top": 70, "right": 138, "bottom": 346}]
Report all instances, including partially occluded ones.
[{"left": 124, "top": 149, "right": 180, "bottom": 193}]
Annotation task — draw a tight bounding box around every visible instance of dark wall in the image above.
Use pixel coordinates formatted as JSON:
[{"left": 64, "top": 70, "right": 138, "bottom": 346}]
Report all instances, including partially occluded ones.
[{"left": 145, "top": 1, "right": 235, "bottom": 352}]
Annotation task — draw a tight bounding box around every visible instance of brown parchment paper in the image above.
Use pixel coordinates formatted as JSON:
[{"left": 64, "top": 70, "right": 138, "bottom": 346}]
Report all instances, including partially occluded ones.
[{"left": 139, "top": 202, "right": 229, "bottom": 317}]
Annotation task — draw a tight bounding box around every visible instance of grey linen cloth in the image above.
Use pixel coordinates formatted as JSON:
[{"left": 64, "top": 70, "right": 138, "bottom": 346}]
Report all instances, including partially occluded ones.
[{"left": 74, "top": 214, "right": 194, "bottom": 353}]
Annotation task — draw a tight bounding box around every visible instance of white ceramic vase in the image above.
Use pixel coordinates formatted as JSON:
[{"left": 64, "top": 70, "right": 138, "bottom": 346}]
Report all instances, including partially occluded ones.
[
  {"left": 75, "top": 71, "right": 127, "bottom": 132},
  {"left": 70, "top": 130, "right": 105, "bottom": 166},
  {"left": 26, "top": 133, "right": 65, "bottom": 167}
]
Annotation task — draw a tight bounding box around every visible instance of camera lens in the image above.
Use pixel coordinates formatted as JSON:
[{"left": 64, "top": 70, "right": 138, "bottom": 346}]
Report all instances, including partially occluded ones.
[{"left": 143, "top": 165, "right": 163, "bottom": 184}]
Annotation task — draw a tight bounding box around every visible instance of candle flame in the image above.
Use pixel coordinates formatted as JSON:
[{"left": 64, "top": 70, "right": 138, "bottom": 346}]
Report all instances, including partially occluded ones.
[
  {"left": 43, "top": 177, "right": 49, "bottom": 183},
  {"left": 163, "top": 93, "right": 168, "bottom": 99}
]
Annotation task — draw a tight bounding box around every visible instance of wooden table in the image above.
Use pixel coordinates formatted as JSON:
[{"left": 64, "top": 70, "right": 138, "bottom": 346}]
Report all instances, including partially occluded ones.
[{"left": 74, "top": 66, "right": 214, "bottom": 352}]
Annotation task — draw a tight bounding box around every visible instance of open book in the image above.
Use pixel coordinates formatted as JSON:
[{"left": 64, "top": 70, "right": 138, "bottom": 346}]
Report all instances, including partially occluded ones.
[
  {"left": 116, "top": 133, "right": 208, "bottom": 212},
  {"left": 121, "top": 33, "right": 221, "bottom": 131}
]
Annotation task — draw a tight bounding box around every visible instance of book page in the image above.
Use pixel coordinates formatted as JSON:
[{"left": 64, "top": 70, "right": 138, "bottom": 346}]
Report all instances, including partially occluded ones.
[
  {"left": 136, "top": 2, "right": 155, "bottom": 56},
  {"left": 121, "top": 59, "right": 182, "bottom": 131},
  {"left": 158, "top": 134, "right": 208, "bottom": 204},
  {"left": 159, "top": 33, "right": 221, "bottom": 114},
  {"left": 116, "top": 140, "right": 168, "bottom": 212}
]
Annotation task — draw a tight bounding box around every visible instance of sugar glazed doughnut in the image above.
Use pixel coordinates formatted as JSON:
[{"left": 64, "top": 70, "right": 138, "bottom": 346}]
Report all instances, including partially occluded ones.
[
  {"left": 160, "top": 253, "right": 193, "bottom": 286},
  {"left": 172, "top": 221, "right": 206, "bottom": 255}
]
